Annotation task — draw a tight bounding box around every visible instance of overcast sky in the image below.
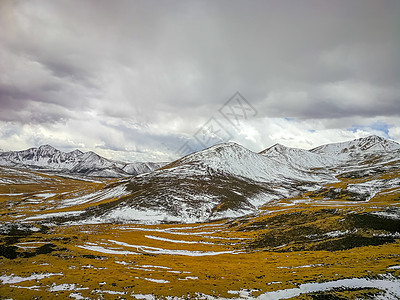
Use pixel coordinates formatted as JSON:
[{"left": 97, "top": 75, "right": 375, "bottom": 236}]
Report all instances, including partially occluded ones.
[{"left": 0, "top": 0, "right": 399, "bottom": 162}]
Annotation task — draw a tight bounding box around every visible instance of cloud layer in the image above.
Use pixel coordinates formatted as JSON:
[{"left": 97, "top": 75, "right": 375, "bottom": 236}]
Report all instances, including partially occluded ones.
[{"left": 1, "top": 0, "right": 399, "bottom": 161}]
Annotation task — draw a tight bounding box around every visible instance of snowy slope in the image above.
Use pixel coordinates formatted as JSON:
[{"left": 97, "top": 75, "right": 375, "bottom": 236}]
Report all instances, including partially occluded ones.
[
  {"left": 122, "top": 162, "right": 163, "bottom": 175},
  {"left": 260, "top": 136, "right": 400, "bottom": 170},
  {"left": 311, "top": 135, "right": 400, "bottom": 156},
  {"left": 167, "top": 142, "right": 333, "bottom": 183},
  {"left": 80, "top": 143, "right": 337, "bottom": 224},
  {"left": 83, "top": 136, "right": 399, "bottom": 223},
  {"left": 0, "top": 145, "right": 82, "bottom": 170},
  {"left": 259, "top": 143, "right": 337, "bottom": 169},
  {"left": 0, "top": 145, "right": 164, "bottom": 178}
]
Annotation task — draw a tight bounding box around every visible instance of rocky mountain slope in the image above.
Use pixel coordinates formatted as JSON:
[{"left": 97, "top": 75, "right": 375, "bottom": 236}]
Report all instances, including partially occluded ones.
[
  {"left": 66, "top": 135, "right": 400, "bottom": 224},
  {"left": 0, "top": 145, "right": 164, "bottom": 178}
]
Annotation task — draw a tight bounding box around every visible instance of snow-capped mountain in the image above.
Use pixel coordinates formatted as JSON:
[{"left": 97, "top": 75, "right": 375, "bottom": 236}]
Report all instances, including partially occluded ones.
[
  {"left": 0, "top": 145, "right": 164, "bottom": 178},
  {"left": 82, "top": 142, "right": 339, "bottom": 224},
  {"left": 311, "top": 135, "right": 400, "bottom": 156},
  {"left": 259, "top": 143, "right": 337, "bottom": 169},
  {"left": 78, "top": 135, "right": 400, "bottom": 224},
  {"left": 2, "top": 136, "right": 399, "bottom": 224},
  {"left": 260, "top": 135, "right": 400, "bottom": 169},
  {"left": 167, "top": 142, "right": 333, "bottom": 183}
]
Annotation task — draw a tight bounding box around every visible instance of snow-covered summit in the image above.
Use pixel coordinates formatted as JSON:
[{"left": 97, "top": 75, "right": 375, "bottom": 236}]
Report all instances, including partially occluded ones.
[
  {"left": 177, "top": 142, "right": 254, "bottom": 164},
  {"left": 260, "top": 143, "right": 305, "bottom": 157},
  {"left": 164, "top": 142, "right": 331, "bottom": 183},
  {"left": 68, "top": 149, "right": 84, "bottom": 157},
  {"left": 260, "top": 143, "right": 337, "bottom": 169},
  {"left": 310, "top": 135, "right": 400, "bottom": 156},
  {"left": 37, "top": 144, "right": 58, "bottom": 154},
  {"left": 0, "top": 145, "right": 163, "bottom": 177}
]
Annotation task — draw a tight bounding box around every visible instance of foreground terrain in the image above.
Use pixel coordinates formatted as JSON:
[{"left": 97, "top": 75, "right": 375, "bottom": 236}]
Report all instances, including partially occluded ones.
[
  {"left": 1, "top": 163, "right": 399, "bottom": 299},
  {"left": 1, "top": 136, "right": 400, "bottom": 299}
]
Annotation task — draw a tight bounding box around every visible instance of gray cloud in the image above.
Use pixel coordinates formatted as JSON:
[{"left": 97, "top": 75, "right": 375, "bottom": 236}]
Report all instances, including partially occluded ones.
[{"left": 0, "top": 0, "right": 399, "bottom": 159}]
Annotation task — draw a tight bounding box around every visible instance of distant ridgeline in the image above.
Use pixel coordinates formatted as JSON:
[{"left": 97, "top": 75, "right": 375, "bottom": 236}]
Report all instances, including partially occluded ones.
[{"left": 0, "top": 144, "right": 165, "bottom": 178}]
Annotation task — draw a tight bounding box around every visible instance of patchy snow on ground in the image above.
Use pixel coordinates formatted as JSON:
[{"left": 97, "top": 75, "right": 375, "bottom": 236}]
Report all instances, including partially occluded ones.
[
  {"left": 387, "top": 265, "right": 400, "bottom": 270},
  {"left": 371, "top": 211, "right": 400, "bottom": 220},
  {"left": 16, "top": 242, "right": 47, "bottom": 250},
  {"left": 33, "top": 193, "right": 57, "bottom": 199},
  {"left": 25, "top": 210, "right": 84, "bottom": 220},
  {"left": 141, "top": 277, "right": 169, "bottom": 284},
  {"left": 140, "top": 265, "right": 171, "bottom": 270},
  {"left": 211, "top": 208, "right": 255, "bottom": 220},
  {"left": 256, "top": 277, "right": 400, "bottom": 300},
  {"left": 108, "top": 239, "right": 240, "bottom": 256},
  {"left": 9, "top": 284, "right": 41, "bottom": 291},
  {"left": 144, "top": 235, "right": 213, "bottom": 245},
  {"left": 77, "top": 244, "right": 139, "bottom": 255},
  {"left": 95, "top": 289, "right": 126, "bottom": 295},
  {"left": 131, "top": 293, "right": 155, "bottom": 300},
  {"left": 0, "top": 273, "right": 63, "bottom": 284},
  {"left": 177, "top": 276, "right": 199, "bottom": 281},
  {"left": 69, "top": 292, "right": 90, "bottom": 300},
  {"left": 307, "top": 230, "right": 351, "bottom": 239},
  {"left": 48, "top": 283, "right": 88, "bottom": 292},
  {"left": 105, "top": 207, "right": 183, "bottom": 224},
  {"left": 277, "top": 264, "right": 324, "bottom": 269},
  {"left": 59, "top": 184, "right": 129, "bottom": 209}
]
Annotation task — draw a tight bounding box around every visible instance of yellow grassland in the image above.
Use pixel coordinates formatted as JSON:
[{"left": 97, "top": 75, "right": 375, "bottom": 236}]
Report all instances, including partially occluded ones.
[{"left": 0, "top": 166, "right": 399, "bottom": 299}]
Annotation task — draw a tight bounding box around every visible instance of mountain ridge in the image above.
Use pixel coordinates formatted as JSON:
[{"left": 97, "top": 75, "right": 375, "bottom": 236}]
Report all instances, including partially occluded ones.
[
  {"left": 310, "top": 135, "right": 400, "bottom": 155},
  {"left": 165, "top": 141, "right": 333, "bottom": 183},
  {"left": 0, "top": 145, "right": 165, "bottom": 178},
  {"left": 1, "top": 135, "right": 398, "bottom": 180},
  {"left": 76, "top": 135, "right": 400, "bottom": 223}
]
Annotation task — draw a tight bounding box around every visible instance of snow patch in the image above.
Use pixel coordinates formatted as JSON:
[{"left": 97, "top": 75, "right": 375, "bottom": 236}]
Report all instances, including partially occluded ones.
[
  {"left": 256, "top": 277, "right": 400, "bottom": 299},
  {"left": 77, "top": 245, "right": 139, "bottom": 255},
  {"left": 0, "top": 273, "right": 63, "bottom": 284},
  {"left": 145, "top": 235, "right": 213, "bottom": 245},
  {"left": 25, "top": 210, "right": 84, "bottom": 220},
  {"left": 48, "top": 283, "right": 88, "bottom": 292},
  {"left": 109, "top": 239, "right": 240, "bottom": 256}
]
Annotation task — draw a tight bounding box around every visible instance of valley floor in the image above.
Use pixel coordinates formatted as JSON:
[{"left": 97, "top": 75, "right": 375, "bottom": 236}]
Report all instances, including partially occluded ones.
[{"left": 1, "top": 166, "right": 400, "bottom": 299}]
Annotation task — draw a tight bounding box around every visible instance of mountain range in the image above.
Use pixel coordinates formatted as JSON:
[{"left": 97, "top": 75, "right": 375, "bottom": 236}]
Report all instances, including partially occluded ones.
[
  {"left": 1, "top": 135, "right": 399, "bottom": 299},
  {"left": 59, "top": 135, "right": 399, "bottom": 224},
  {"left": 1, "top": 135, "right": 399, "bottom": 224},
  {"left": 0, "top": 145, "right": 165, "bottom": 178}
]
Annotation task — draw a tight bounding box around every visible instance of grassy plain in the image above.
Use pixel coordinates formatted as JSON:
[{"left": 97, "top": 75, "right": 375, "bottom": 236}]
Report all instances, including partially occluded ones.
[{"left": 0, "top": 166, "right": 399, "bottom": 299}]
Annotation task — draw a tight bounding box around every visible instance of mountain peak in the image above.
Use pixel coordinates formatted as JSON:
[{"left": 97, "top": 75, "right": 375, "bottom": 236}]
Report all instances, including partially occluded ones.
[
  {"left": 259, "top": 143, "right": 290, "bottom": 155},
  {"left": 36, "top": 144, "right": 59, "bottom": 157},
  {"left": 269, "top": 143, "right": 286, "bottom": 149},
  {"left": 167, "top": 141, "right": 255, "bottom": 165},
  {"left": 188, "top": 142, "right": 255, "bottom": 160},
  {"left": 69, "top": 149, "right": 84, "bottom": 156},
  {"left": 81, "top": 151, "right": 101, "bottom": 159},
  {"left": 311, "top": 135, "right": 400, "bottom": 155},
  {"left": 358, "top": 135, "right": 386, "bottom": 142},
  {"left": 38, "top": 144, "right": 57, "bottom": 151},
  {"left": 206, "top": 142, "right": 247, "bottom": 152}
]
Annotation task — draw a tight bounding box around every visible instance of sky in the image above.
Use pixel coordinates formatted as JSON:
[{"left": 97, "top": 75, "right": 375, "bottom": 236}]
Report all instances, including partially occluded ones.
[{"left": 0, "top": 0, "right": 399, "bottom": 162}]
